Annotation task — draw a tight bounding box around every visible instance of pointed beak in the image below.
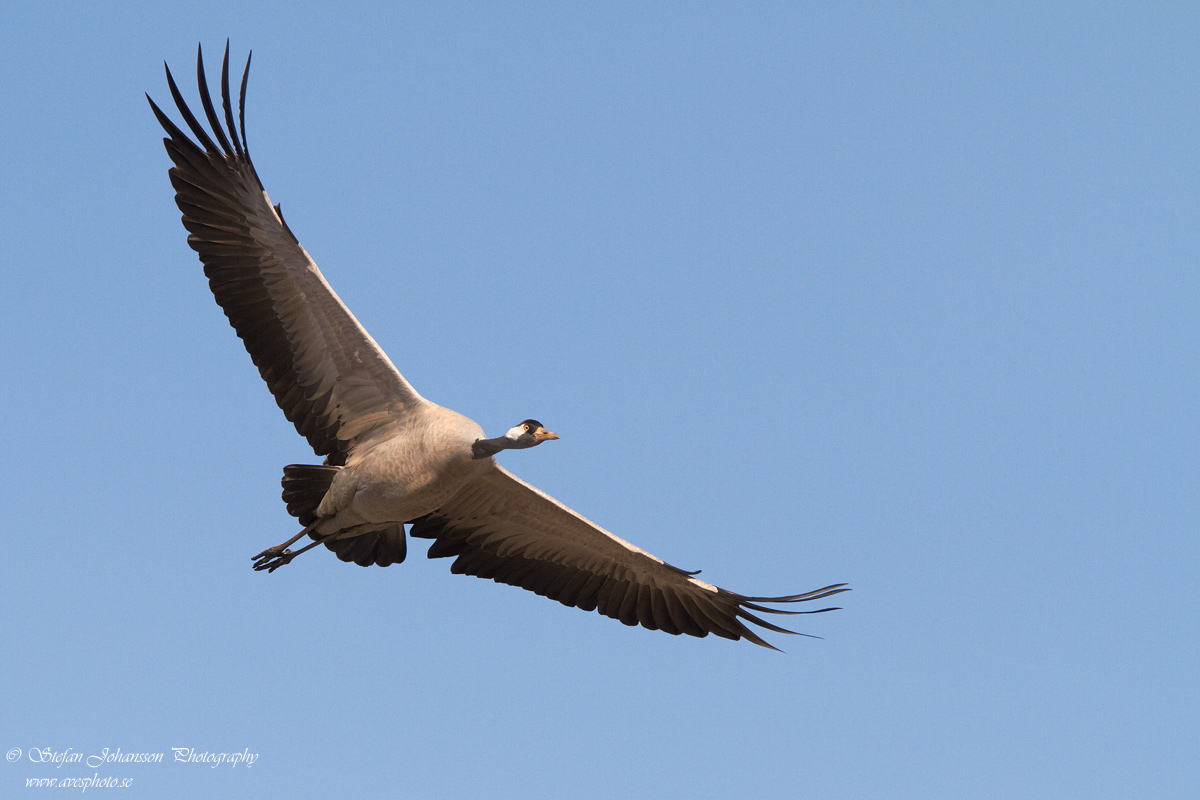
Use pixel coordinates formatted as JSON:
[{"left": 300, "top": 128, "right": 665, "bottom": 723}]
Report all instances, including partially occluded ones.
[{"left": 534, "top": 427, "right": 560, "bottom": 442}]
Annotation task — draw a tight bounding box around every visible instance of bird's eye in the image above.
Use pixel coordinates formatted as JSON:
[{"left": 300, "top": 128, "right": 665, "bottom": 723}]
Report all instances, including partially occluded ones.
[{"left": 523, "top": 424, "right": 531, "bottom": 432}]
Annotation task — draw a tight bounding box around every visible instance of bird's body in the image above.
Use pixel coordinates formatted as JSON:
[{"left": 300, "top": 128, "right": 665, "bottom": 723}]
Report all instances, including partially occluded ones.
[
  {"left": 317, "top": 405, "right": 485, "bottom": 532},
  {"left": 149, "top": 44, "right": 847, "bottom": 649}
]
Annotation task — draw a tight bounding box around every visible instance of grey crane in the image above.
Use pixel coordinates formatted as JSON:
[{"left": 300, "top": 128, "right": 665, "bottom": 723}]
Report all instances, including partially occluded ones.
[{"left": 148, "top": 44, "right": 848, "bottom": 649}]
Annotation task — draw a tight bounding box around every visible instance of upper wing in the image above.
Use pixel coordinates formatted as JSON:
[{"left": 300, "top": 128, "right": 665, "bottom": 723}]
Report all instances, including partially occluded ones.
[
  {"left": 148, "top": 44, "right": 426, "bottom": 465},
  {"left": 410, "top": 465, "right": 848, "bottom": 649}
]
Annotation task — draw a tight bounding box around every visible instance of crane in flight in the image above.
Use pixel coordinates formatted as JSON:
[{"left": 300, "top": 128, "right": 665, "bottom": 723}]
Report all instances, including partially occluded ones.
[{"left": 148, "top": 44, "right": 848, "bottom": 649}]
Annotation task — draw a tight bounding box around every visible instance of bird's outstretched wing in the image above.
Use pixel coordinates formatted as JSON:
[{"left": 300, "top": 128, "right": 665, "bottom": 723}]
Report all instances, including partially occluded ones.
[
  {"left": 411, "top": 465, "right": 849, "bottom": 649},
  {"left": 148, "top": 44, "right": 426, "bottom": 465}
]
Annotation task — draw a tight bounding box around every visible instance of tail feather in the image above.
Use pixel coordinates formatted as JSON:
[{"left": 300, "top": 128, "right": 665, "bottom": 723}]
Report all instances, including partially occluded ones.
[
  {"left": 280, "top": 464, "right": 407, "bottom": 568},
  {"left": 281, "top": 464, "right": 339, "bottom": 526},
  {"left": 327, "top": 526, "right": 407, "bottom": 568}
]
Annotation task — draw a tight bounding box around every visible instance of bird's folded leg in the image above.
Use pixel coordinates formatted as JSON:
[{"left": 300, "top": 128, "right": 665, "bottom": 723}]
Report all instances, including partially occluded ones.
[
  {"left": 251, "top": 520, "right": 321, "bottom": 570},
  {"left": 252, "top": 536, "right": 328, "bottom": 572}
]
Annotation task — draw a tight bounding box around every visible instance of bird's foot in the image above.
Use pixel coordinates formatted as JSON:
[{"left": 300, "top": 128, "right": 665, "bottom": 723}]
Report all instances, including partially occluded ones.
[{"left": 252, "top": 546, "right": 295, "bottom": 573}]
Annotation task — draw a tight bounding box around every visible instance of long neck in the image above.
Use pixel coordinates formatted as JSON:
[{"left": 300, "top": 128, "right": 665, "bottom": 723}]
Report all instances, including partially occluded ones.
[{"left": 472, "top": 437, "right": 512, "bottom": 459}]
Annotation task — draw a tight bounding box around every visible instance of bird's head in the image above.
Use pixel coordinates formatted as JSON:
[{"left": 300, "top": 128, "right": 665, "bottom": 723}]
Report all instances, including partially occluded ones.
[{"left": 505, "top": 419, "right": 560, "bottom": 448}]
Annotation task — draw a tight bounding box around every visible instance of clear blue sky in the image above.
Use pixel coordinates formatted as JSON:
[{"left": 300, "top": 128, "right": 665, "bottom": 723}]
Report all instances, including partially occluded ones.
[{"left": 2, "top": 3, "right": 1196, "bottom": 798}]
